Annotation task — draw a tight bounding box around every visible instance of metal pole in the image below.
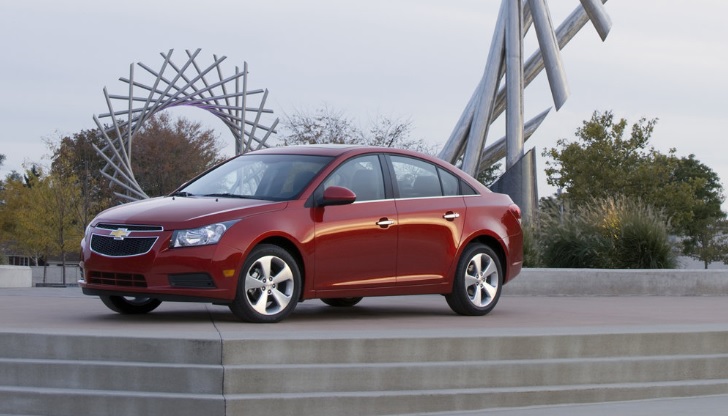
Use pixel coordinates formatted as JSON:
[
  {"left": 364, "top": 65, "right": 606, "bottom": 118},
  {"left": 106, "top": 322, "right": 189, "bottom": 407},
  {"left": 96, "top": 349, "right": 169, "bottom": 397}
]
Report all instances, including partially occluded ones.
[
  {"left": 579, "top": 0, "right": 612, "bottom": 40},
  {"left": 505, "top": 0, "right": 524, "bottom": 170},
  {"left": 529, "top": 0, "right": 569, "bottom": 110},
  {"left": 460, "top": 1, "right": 507, "bottom": 176}
]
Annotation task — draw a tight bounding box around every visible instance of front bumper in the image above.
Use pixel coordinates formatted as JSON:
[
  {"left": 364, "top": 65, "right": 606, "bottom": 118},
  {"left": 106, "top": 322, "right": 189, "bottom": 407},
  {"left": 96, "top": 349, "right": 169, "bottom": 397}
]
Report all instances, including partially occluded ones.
[{"left": 80, "top": 229, "right": 245, "bottom": 302}]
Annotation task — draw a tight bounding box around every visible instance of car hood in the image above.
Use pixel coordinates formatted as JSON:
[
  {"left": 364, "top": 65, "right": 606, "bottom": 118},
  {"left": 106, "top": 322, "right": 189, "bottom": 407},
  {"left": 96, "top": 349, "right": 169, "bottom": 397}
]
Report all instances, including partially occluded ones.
[{"left": 92, "top": 196, "right": 287, "bottom": 230}]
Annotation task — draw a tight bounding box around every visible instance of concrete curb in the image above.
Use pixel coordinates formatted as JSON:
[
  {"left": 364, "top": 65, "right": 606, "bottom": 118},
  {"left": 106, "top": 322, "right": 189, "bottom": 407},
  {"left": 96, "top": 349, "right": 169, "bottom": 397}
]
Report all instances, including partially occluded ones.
[{"left": 505, "top": 268, "right": 728, "bottom": 296}]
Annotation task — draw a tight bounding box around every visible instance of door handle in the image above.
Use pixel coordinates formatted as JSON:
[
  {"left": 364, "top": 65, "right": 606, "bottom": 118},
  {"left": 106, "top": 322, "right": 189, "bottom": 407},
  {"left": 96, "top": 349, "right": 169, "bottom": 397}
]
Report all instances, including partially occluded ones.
[
  {"left": 376, "top": 218, "right": 395, "bottom": 228},
  {"left": 443, "top": 212, "right": 460, "bottom": 220}
]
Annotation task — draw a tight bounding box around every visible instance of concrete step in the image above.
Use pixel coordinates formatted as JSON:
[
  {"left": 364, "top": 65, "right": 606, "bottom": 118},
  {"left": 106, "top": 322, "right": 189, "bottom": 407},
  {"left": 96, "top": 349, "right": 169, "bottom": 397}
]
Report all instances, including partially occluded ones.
[
  {"left": 2, "top": 332, "right": 221, "bottom": 364},
  {"left": 222, "top": 331, "right": 728, "bottom": 364},
  {"left": 2, "top": 330, "right": 728, "bottom": 415},
  {"left": 0, "top": 386, "right": 223, "bottom": 416},
  {"left": 0, "top": 358, "right": 221, "bottom": 393},
  {"left": 223, "top": 354, "right": 728, "bottom": 394},
  {"left": 224, "top": 379, "right": 728, "bottom": 416}
]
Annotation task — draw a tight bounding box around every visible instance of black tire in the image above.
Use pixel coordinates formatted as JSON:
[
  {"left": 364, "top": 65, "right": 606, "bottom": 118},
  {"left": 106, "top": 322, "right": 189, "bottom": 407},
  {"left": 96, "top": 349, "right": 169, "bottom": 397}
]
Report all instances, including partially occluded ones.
[
  {"left": 321, "top": 297, "right": 363, "bottom": 307},
  {"left": 99, "top": 295, "right": 162, "bottom": 314},
  {"left": 445, "top": 243, "right": 503, "bottom": 316},
  {"left": 229, "top": 244, "right": 302, "bottom": 323}
]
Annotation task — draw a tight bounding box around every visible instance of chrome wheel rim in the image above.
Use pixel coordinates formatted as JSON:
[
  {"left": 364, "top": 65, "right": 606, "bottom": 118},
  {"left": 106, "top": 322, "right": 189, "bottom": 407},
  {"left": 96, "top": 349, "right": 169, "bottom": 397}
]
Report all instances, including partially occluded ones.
[
  {"left": 244, "top": 255, "right": 294, "bottom": 316},
  {"left": 463, "top": 253, "right": 499, "bottom": 308}
]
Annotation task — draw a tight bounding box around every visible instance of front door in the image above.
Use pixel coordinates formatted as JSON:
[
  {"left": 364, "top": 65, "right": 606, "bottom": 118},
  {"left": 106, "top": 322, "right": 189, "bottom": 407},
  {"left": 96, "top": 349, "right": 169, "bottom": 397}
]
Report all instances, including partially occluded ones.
[{"left": 312, "top": 155, "right": 398, "bottom": 292}]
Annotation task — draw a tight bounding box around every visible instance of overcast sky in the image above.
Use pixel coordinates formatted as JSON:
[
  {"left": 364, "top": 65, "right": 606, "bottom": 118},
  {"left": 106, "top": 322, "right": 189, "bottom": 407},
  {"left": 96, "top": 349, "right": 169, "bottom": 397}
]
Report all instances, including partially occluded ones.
[{"left": 1, "top": 0, "right": 726, "bottom": 201}]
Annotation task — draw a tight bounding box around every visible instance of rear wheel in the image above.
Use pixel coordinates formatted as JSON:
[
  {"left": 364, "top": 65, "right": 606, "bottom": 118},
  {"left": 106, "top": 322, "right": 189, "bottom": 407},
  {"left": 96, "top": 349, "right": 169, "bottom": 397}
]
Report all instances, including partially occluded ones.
[
  {"left": 229, "top": 244, "right": 302, "bottom": 323},
  {"left": 445, "top": 244, "right": 503, "bottom": 316},
  {"left": 99, "top": 295, "right": 162, "bottom": 314},
  {"left": 321, "top": 297, "right": 363, "bottom": 307}
]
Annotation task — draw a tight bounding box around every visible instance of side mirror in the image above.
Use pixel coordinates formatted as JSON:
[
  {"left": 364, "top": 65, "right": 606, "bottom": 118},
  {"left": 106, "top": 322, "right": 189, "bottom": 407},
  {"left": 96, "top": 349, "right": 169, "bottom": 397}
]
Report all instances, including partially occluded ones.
[{"left": 320, "top": 186, "right": 356, "bottom": 206}]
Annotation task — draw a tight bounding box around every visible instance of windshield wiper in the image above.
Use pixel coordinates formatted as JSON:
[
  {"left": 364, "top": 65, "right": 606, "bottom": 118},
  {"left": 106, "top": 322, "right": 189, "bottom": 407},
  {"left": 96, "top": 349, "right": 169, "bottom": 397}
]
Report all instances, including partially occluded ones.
[
  {"left": 170, "top": 191, "right": 195, "bottom": 197},
  {"left": 203, "top": 193, "right": 255, "bottom": 199}
]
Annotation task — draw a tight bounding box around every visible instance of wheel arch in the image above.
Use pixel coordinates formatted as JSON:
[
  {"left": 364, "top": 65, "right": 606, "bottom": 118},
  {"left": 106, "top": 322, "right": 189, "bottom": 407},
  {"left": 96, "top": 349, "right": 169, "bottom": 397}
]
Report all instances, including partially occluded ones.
[
  {"left": 464, "top": 234, "right": 507, "bottom": 280},
  {"left": 254, "top": 236, "right": 307, "bottom": 298}
]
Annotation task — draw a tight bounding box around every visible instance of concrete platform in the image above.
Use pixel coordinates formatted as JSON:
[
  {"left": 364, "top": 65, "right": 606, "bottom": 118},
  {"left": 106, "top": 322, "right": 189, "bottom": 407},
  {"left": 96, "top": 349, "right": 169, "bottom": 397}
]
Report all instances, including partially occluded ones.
[
  {"left": 1, "top": 287, "right": 728, "bottom": 415},
  {"left": 1, "top": 287, "right": 727, "bottom": 338}
]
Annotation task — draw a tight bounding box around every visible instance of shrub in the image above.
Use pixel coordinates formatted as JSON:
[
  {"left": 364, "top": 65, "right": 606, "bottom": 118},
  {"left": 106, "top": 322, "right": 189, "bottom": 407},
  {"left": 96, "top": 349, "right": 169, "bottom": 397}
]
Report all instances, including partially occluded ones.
[
  {"left": 521, "top": 223, "right": 543, "bottom": 267},
  {"left": 536, "top": 196, "right": 676, "bottom": 269},
  {"left": 614, "top": 203, "right": 677, "bottom": 268}
]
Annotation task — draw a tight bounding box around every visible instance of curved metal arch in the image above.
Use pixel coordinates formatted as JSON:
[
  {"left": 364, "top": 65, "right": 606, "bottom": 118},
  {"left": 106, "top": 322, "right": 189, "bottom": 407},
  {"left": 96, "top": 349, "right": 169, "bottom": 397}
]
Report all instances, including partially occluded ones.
[{"left": 93, "top": 49, "right": 279, "bottom": 201}]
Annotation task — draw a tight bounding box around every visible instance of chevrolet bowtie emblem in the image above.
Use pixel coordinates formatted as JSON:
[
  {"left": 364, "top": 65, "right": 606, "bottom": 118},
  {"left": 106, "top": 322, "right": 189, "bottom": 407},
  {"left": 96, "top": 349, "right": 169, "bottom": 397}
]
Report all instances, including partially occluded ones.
[{"left": 110, "top": 228, "right": 131, "bottom": 240}]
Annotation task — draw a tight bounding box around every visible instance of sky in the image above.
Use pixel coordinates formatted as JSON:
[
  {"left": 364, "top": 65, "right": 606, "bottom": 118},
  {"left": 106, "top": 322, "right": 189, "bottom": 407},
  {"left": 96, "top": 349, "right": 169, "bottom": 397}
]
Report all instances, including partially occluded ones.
[{"left": 1, "top": 0, "right": 727, "bottom": 202}]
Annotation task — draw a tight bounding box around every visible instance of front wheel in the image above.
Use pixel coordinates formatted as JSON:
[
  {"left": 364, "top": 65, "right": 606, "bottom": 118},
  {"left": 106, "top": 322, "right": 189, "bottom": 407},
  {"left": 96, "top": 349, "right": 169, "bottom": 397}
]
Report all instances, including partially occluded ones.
[
  {"left": 99, "top": 295, "right": 162, "bottom": 314},
  {"left": 445, "top": 244, "right": 503, "bottom": 316},
  {"left": 229, "top": 244, "right": 302, "bottom": 323}
]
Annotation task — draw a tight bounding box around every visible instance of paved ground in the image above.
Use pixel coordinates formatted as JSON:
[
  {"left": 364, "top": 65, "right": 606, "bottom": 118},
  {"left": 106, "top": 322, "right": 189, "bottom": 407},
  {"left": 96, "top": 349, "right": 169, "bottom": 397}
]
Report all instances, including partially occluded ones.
[
  {"left": 2, "top": 287, "right": 727, "bottom": 415},
  {"left": 1, "top": 287, "right": 727, "bottom": 338}
]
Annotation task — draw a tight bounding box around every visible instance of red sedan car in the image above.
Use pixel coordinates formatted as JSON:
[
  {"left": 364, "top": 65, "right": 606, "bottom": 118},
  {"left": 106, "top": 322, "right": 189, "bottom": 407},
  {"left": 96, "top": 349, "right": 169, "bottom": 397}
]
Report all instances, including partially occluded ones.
[{"left": 80, "top": 145, "right": 522, "bottom": 323}]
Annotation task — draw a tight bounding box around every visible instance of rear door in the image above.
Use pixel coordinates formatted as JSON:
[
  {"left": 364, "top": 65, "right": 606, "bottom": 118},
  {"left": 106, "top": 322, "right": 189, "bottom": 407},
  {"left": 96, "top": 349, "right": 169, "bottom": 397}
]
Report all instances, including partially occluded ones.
[{"left": 388, "top": 155, "right": 465, "bottom": 286}]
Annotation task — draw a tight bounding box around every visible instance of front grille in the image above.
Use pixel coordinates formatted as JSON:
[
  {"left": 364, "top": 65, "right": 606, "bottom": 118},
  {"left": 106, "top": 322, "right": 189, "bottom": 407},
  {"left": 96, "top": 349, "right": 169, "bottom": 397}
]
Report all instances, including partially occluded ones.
[
  {"left": 87, "top": 271, "right": 147, "bottom": 287},
  {"left": 91, "top": 235, "right": 157, "bottom": 257},
  {"left": 95, "top": 223, "right": 163, "bottom": 232}
]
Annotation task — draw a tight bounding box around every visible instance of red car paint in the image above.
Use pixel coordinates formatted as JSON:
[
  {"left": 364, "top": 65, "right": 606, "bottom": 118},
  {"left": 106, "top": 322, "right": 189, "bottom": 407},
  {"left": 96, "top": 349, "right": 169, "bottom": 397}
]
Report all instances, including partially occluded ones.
[{"left": 80, "top": 145, "right": 522, "bottom": 321}]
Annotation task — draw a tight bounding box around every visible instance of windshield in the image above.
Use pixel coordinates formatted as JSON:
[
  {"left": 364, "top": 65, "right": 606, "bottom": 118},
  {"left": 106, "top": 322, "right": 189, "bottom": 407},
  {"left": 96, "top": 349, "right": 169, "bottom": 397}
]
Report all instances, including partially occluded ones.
[{"left": 178, "top": 154, "right": 333, "bottom": 201}]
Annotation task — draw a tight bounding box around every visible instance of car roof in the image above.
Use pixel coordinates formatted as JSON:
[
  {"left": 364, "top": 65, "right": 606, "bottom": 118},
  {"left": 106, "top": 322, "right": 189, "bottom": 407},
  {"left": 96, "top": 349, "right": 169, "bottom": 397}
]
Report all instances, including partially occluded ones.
[
  {"left": 247, "top": 144, "right": 471, "bottom": 179},
  {"left": 250, "top": 144, "right": 371, "bottom": 157},
  {"left": 249, "top": 145, "right": 451, "bottom": 163}
]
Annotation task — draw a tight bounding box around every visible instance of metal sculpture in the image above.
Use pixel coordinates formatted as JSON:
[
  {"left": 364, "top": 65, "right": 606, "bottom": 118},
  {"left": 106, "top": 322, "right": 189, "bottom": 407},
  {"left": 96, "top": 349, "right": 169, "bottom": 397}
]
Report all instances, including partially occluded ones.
[
  {"left": 439, "top": 0, "right": 612, "bottom": 222},
  {"left": 94, "top": 2, "right": 611, "bottom": 210},
  {"left": 93, "top": 49, "right": 279, "bottom": 201}
]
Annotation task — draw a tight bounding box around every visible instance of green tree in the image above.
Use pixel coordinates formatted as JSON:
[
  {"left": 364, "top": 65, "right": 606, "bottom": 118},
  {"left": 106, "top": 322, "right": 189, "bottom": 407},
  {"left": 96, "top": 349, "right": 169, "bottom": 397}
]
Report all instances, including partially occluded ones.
[
  {"left": 51, "top": 113, "right": 224, "bottom": 203},
  {"left": 544, "top": 111, "right": 668, "bottom": 204},
  {"left": 0, "top": 164, "right": 48, "bottom": 266},
  {"left": 0, "top": 167, "right": 84, "bottom": 281},
  {"left": 0, "top": 154, "right": 5, "bottom": 204},
  {"left": 0, "top": 154, "right": 6, "bottom": 264},
  {"left": 50, "top": 129, "right": 114, "bottom": 227},
  {"left": 0, "top": 171, "right": 48, "bottom": 266},
  {"left": 682, "top": 219, "right": 728, "bottom": 269},
  {"left": 543, "top": 110, "right": 728, "bottom": 267},
  {"left": 130, "top": 113, "right": 224, "bottom": 196},
  {"left": 674, "top": 155, "right": 727, "bottom": 268},
  {"left": 34, "top": 169, "right": 84, "bottom": 283},
  {"left": 672, "top": 154, "right": 725, "bottom": 234}
]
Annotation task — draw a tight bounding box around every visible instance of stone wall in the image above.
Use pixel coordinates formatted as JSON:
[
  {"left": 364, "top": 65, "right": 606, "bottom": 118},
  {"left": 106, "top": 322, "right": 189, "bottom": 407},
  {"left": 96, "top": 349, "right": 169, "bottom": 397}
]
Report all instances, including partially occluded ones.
[
  {"left": 0, "top": 265, "right": 32, "bottom": 288},
  {"left": 31, "top": 266, "right": 82, "bottom": 287}
]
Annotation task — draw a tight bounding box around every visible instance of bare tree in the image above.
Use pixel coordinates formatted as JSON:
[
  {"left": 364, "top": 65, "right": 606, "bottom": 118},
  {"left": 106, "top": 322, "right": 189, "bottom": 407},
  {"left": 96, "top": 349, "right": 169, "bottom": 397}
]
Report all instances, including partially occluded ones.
[{"left": 280, "top": 106, "right": 434, "bottom": 154}]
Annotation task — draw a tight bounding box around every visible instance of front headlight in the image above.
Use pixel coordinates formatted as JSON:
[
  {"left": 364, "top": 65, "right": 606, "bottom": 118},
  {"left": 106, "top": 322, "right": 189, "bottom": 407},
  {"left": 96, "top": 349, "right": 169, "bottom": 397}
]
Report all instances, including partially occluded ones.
[{"left": 170, "top": 220, "right": 238, "bottom": 248}]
